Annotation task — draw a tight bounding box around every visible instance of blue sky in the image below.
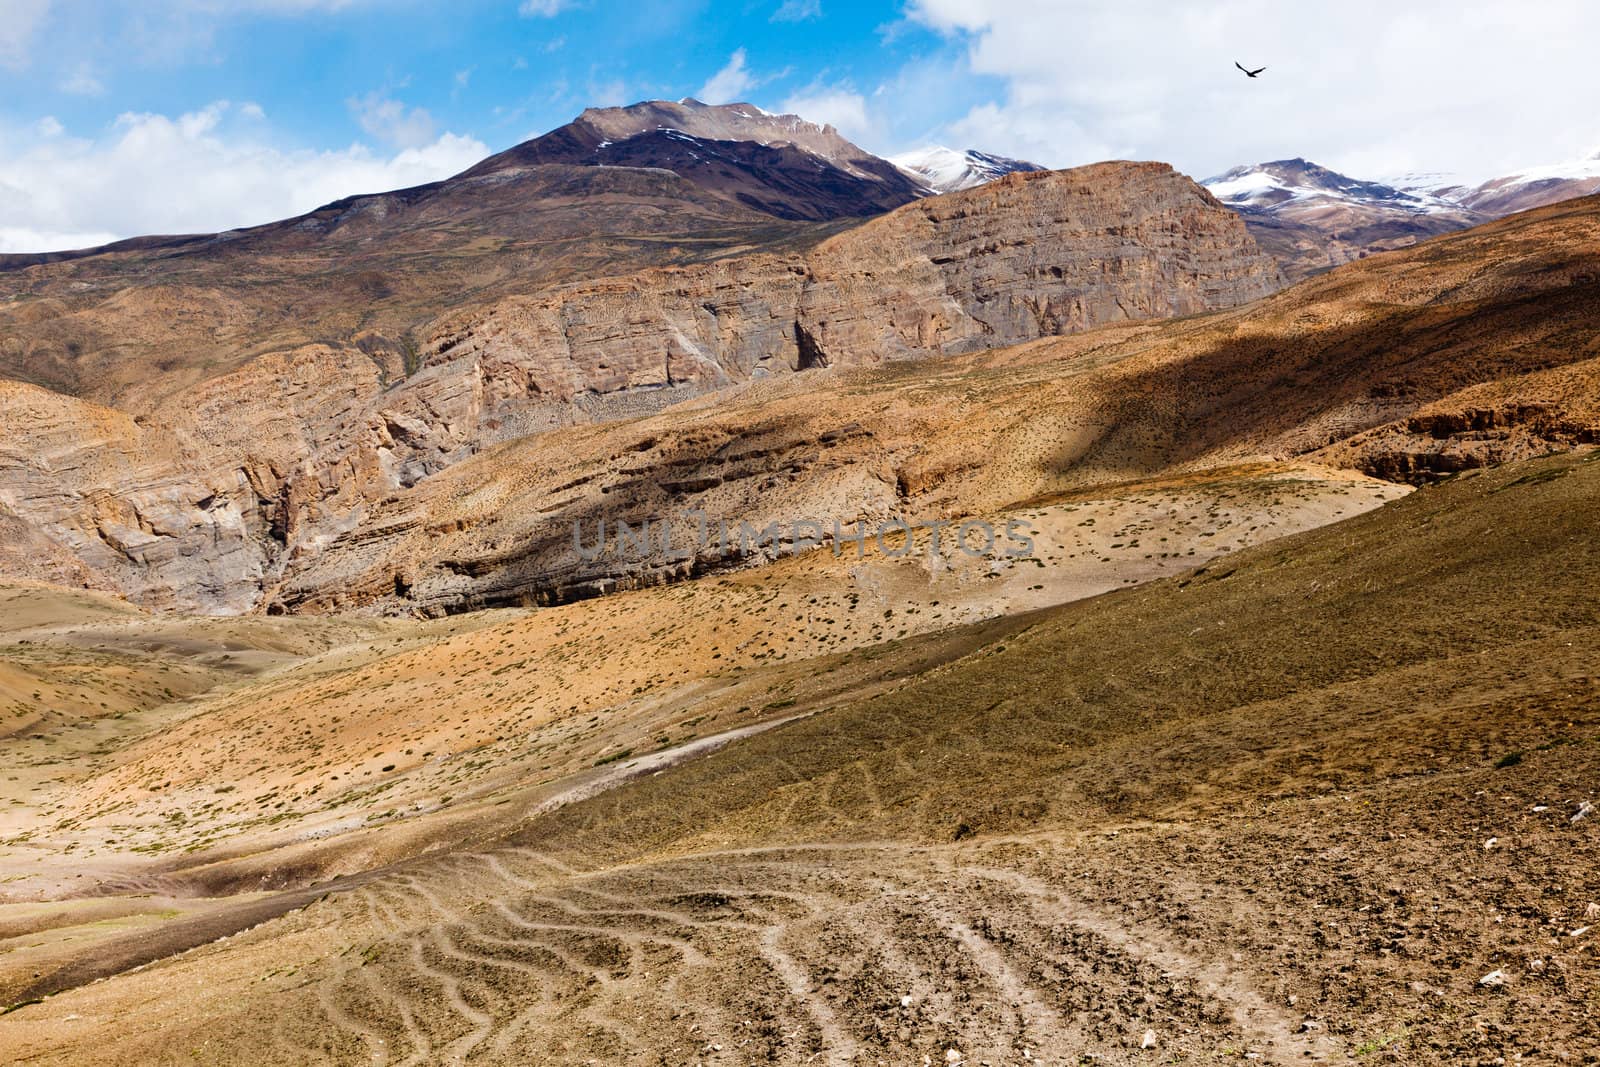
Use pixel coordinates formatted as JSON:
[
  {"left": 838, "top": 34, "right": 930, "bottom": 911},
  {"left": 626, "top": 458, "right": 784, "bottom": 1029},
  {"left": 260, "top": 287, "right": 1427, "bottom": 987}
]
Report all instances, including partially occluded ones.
[
  {"left": 4, "top": 1, "right": 1600, "bottom": 251},
  {"left": 2, "top": 1, "right": 980, "bottom": 159}
]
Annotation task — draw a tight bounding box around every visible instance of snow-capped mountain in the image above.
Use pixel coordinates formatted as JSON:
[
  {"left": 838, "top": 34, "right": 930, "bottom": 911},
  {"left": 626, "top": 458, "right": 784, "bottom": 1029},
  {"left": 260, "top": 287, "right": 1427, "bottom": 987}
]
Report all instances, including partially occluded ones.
[
  {"left": 1202, "top": 159, "right": 1486, "bottom": 281},
  {"left": 1385, "top": 170, "right": 1477, "bottom": 204},
  {"left": 1204, "top": 158, "right": 1472, "bottom": 220},
  {"left": 1450, "top": 150, "right": 1600, "bottom": 217},
  {"left": 891, "top": 146, "right": 1045, "bottom": 194}
]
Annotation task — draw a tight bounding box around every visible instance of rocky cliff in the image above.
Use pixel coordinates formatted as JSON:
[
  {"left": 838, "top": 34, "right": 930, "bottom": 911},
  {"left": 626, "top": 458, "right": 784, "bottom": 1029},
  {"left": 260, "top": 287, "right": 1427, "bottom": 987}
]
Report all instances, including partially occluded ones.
[
  {"left": 410, "top": 163, "right": 1281, "bottom": 420},
  {"left": 0, "top": 162, "right": 1282, "bottom": 614},
  {"left": 273, "top": 192, "right": 1600, "bottom": 617}
]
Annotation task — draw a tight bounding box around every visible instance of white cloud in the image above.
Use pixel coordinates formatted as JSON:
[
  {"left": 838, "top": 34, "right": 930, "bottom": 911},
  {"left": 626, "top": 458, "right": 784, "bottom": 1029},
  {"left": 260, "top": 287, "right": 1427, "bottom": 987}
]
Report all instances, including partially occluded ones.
[
  {"left": 0, "top": 225, "right": 121, "bottom": 253},
  {"left": 0, "top": 102, "right": 487, "bottom": 253},
  {"left": 781, "top": 85, "right": 873, "bottom": 143},
  {"left": 518, "top": 0, "right": 570, "bottom": 16},
  {"left": 588, "top": 76, "right": 626, "bottom": 107},
  {"left": 59, "top": 63, "right": 105, "bottom": 96},
  {"left": 772, "top": 0, "right": 821, "bottom": 21},
  {"left": 697, "top": 48, "right": 756, "bottom": 105},
  {"left": 0, "top": 0, "right": 51, "bottom": 69},
  {"left": 902, "top": 0, "right": 1600, "bottom": 182},
  {"left": 347, "top": 91, "right": 438, "bottom": 149}
]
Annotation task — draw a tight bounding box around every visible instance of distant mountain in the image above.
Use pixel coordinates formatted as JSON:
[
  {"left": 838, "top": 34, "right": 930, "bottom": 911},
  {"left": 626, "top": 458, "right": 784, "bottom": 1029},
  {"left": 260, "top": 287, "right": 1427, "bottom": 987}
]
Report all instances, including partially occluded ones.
[
  {"left": 890, "top": 146, "right": 1045, "bottom": 194},
  {"left": 1204, "top": 158, "right": 1487, "bottom": 280},
  {"left": 465, "top": 98, "right": 928, "bottom": 221},
  {"left": 1384, "top": 170, "right": 1478, "bottom": 205},
  {"left": 1448, "top": 152, "right": 1600, "bottom": 217},
  {"left": 1205, "top": 158, "right": 1470, "bottom": 216},
  {"left": 1208, "top": 152, "right": 1600, "bottom": 281}
]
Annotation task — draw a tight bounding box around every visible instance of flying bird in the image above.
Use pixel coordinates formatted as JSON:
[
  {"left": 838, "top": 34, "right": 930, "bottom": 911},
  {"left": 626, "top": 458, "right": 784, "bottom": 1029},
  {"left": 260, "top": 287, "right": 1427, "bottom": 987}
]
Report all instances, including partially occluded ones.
[{"left": 1236, "top": 62, "right": 1267, "bottom": 78}]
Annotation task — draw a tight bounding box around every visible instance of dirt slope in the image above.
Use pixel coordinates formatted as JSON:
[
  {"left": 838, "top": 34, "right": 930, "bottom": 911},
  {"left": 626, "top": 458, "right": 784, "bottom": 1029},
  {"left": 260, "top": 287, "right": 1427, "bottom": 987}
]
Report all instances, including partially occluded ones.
[{"left": 3, "top": 450, "right": 1596, "bottom": 1064}]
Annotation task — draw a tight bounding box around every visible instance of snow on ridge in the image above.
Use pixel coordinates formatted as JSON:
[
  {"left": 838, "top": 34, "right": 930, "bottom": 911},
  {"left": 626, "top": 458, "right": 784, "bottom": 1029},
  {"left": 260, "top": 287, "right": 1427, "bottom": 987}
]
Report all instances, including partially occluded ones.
[
  {"left": 891, "top": 145, "right": 1042, "bottom": 194},
  {"left": 1204, "top": 161, "right": 1467, "bottom": 217},
  {"left": 1489, "top": 154, "right": 1600, "bottom": 188}
]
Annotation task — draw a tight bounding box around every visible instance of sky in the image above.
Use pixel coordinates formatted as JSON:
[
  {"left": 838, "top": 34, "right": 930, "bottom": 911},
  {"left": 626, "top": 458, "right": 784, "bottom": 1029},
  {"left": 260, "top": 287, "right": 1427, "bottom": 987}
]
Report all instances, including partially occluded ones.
[{"left": 3, "top": 0, "right": 1600, "bottom": 252}]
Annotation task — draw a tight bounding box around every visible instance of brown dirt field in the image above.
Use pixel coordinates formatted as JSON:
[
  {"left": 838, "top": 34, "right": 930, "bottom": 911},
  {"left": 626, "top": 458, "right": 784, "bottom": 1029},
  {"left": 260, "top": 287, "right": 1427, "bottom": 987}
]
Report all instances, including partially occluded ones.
[{"left": 1, "top": 450, "right": 1596, "bottom": 1064}]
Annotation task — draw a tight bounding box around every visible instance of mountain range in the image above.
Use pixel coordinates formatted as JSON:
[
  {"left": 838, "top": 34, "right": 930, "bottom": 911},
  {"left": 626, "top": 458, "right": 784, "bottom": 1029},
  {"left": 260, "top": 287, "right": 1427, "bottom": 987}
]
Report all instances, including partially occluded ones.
[
  {"left": 1203, "top": 151, "right": 1600, "bottom": 278},
  {"left": 0, "top": 100, "right": 1279, "bottom": 614},
  {"left": 6, "top": 99, "right": 1600, "bottom": 614}
]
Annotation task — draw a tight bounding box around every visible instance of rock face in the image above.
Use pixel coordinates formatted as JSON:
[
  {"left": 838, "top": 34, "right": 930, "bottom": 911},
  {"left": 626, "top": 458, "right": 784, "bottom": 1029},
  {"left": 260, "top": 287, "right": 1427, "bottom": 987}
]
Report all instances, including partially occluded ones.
[
  {"left": 0, "top": 382, "right": 268, "bottom": 613},
  {"left": 0, "top": 162, "right": 1280, "bottom": 614},
  {"left": 274, "top": 192, "right": 1600, "bottom": 617},
  {"left": 419, "top": 163, "right": 1282, "bottom": 418}
]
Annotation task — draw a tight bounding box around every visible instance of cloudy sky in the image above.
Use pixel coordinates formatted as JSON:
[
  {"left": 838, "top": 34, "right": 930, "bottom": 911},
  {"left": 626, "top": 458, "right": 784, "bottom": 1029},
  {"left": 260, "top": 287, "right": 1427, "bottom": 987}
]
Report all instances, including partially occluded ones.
[{"left": 2, "top": 0, "right": 1599, "bottom": 252}]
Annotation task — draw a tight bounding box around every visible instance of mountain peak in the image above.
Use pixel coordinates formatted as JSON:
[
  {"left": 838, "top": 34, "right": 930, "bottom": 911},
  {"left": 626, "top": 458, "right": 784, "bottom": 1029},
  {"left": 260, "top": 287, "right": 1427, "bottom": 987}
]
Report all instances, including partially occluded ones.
[
  {"left": 460, "top": 97, "right": 926, "bottom": 222},
  {"left": 1203, "top": 158, "right": 1465, "bottom": 213},
  {"left": 571, "top": 98, "right": 851, "bottom": 159},
  {"left": 891, "top": 145, "right": 1045, "bottom": 194}
]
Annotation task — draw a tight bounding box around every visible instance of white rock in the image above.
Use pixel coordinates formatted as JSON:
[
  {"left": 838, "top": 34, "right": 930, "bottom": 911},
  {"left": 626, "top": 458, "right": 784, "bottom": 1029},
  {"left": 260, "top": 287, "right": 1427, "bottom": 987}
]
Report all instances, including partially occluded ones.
[
  {"left": 1142, "top": 1029, "right": 1158, "bottom": 1049},
  {"left": 945, "top": 1049, "right": 963, "bottom": 1064},
  {"left": 900, "top": 994, "right": 913, "bottom": 1008},
  {"left": 1484, "top": 837, "right": 1499, "bottom": 850},
  {"left": 1570, "top": 926, "right": 1591, "bottom": 938},
  {"left": 1480, "top": 969, "right": 1507, "bottom": 987}
]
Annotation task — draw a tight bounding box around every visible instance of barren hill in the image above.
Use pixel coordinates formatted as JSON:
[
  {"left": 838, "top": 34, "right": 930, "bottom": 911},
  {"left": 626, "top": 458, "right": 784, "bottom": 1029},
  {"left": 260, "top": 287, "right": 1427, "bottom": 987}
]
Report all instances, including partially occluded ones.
[
  {"left": 2, "top": 446, "right": 1595, "bottom": 1065},
  {"left": 0, "top": 100, "right": 929, "bottom": 412},
  {"left": 465, "top": 98, "right": 929, "bottom": 221},
  {"left": 273, "top": 191, "right": 1600, "bottom": 615},
  {"left": 0, "top": 162, "right": 1281, "bottom": 613}
]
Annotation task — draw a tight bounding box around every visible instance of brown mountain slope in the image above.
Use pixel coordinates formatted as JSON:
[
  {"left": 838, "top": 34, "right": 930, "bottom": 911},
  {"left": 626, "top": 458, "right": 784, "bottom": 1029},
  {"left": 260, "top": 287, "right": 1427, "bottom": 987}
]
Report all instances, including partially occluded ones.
[
  {"left": 271, "top": 190, "right": 1600, "bottom": 615},
  {"left": 0, "top": 100, "right": 933, "bottom": 415},
  {"left": 465, "top": 98, "right": 928, "bottom": 221},
  {"left": 0, "top": 163, "right": 841, "bottom": 413},
  {"left": 0, "top": 163, "right": 1281, "bottom": 613},
  {"left": 3, "top": 449, "right": 1596, "bottom": 1065}
]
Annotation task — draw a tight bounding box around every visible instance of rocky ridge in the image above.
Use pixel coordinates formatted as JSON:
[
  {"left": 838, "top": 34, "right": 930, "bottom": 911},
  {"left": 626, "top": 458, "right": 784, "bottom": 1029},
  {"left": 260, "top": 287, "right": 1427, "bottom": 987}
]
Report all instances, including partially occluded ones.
[
  {"left": 274, "top": 191, "right": 1600, "bottom": 616},
  {"left": 0, "top": 163, "right": 1281, "bottom": 614}
]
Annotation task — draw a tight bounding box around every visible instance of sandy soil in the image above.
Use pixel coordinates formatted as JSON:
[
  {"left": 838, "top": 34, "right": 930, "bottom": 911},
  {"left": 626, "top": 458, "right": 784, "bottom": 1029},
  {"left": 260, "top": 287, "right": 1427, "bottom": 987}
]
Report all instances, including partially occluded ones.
[{"left": 1, "top": 452, "right": 1597, "bottom": 1063}]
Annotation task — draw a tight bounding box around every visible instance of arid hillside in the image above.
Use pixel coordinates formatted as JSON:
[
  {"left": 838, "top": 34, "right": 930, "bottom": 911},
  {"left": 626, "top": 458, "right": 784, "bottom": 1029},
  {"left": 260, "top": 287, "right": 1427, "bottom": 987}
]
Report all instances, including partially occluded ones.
[
  {"left": 0, "top": 162, "right": 1280, "bottom": 613},
  {"left": 273, "top": 190, "right": 1600, "bottom": 615},
  {"left": 1, "top": 446, "right": 1595, "bottom": 1065}
]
